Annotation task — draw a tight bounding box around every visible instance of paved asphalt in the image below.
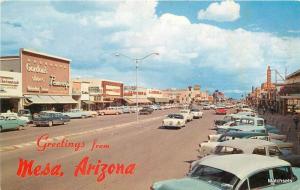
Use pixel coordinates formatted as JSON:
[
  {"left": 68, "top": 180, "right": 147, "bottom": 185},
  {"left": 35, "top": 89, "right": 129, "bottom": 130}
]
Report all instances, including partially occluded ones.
[{"left": 0, "top": 108, "right": 223, "bottom": 190}]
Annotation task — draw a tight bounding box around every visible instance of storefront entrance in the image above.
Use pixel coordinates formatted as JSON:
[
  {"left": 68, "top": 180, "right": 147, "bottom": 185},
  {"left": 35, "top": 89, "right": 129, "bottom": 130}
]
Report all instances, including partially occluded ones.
[{"left": 0, "top": 98, "right": 20, "bottom": 113}]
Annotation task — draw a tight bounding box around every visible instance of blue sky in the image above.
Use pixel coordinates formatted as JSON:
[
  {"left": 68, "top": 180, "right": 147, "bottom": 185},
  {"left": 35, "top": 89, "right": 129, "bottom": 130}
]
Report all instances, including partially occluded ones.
[{"left": 1, "top": 1, "right": 300, "bottom": 98}]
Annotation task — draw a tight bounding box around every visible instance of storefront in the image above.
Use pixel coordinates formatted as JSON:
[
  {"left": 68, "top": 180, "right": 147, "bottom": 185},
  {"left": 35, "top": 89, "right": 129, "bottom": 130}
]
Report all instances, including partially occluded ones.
[
  {"left": 0, "top": 70, "right": 22, "bottom": 112},
  {"left": 102, "top": 80, "right": 124, "bottom": 106},
  {"left": 277, "top": 69, "right": 300, "bottom": 115},
  {"left": 20, "top": 49, "right": 77, "bottom": 113}
]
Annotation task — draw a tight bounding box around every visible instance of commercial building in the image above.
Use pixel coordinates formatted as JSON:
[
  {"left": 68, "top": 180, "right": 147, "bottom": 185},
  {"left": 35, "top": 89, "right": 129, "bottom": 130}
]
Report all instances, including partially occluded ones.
[
  {"left": 123, "top": 86, "right": 152, "bottom": 105},
  {"left": 72, "top": 78, "right": 124, "bottom": 109},
  {"left": 146, "top": 88, "right": 169, "bottom": 104},
  {"left": 277, "top": 69, "right": 300, "bottom": 114},
  {"left": 0, "top": 56, "right": 23, "bottom": 112},
  {"left": 1, "top": 48, "right": 77, "bottom": 113}
]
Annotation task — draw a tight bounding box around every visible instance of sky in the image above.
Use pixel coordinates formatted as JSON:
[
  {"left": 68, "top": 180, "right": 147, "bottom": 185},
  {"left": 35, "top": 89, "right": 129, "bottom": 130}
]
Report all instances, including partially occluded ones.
[{"left": 1, "top": 0, "right": 300, "bottom": 99}]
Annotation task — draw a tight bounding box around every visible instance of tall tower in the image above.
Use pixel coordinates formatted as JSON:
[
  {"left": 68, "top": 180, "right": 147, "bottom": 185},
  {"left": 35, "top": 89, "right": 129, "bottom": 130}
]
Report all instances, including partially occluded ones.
[{"left": 266, "top": 66, "right": 271, "bottom": 90}]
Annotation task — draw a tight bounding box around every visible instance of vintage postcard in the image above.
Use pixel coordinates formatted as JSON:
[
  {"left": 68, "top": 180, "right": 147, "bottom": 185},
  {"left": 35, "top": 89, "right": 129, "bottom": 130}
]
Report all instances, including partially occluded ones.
[{"left": 1, "top": 1, "right": 300, "bottom": 190}]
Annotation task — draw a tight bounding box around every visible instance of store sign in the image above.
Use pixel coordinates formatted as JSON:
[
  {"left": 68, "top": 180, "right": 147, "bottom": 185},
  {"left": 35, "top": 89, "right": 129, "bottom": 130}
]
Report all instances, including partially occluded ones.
[
  {"left": 49, "top": 75, "right": 69, "bottom": 89},
  {"left": 0, "top": 76, "right": 19, "bottom": 86},
  {"left": 26, "top": 63, "right": 48, "bottom": 74},
  {"left": 32, "top": 75, "right": 44, "bottom": 82},
  {"left": 105, "top": 85, "right": 121, "bottom": 96}
]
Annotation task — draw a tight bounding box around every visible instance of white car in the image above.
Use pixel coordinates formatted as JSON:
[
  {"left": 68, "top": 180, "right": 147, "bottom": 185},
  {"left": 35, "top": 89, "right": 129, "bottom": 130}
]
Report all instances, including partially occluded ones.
[
  {"left": 153, "top": 154, "right": 300, "bottom": 190},
  {"left": 162, "top": 114, "right": 186, "bottom": 129},
  {"left": 202, "top": 105, "right": 210, "bottom": 110},
  {"left": 210, "top": 104, "right": 216, "bottom": 109},
  {"left": 0, "top": 112, "right": 30, "bottom": 123},
  {"left": 179, "top": 109, "right": 193, "bottom": 122},
  {"left": 190, "top": 108, "right": 203, "bottom": 119}
]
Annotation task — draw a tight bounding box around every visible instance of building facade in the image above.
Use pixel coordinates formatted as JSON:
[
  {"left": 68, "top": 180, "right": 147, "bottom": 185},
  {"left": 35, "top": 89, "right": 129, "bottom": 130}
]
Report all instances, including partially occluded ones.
[
  {"left": 1, "top": 48, "right": 77, "bottom": 113},
  {"left": 0, "top": 56, "right": 23, "bottom": 112}
]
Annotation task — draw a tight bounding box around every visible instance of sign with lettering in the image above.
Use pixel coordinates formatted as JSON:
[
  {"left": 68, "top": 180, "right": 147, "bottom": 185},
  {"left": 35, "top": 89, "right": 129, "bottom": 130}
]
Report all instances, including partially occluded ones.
[{"left": 21, "top": 50, "right": 70, "bottom": 95}]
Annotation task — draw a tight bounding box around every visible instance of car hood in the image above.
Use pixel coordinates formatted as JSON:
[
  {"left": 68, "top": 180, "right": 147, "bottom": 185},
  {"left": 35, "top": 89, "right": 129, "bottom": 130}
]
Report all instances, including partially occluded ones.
[{"left": 152, "top": 177, "right": 221, "bottom": 190}]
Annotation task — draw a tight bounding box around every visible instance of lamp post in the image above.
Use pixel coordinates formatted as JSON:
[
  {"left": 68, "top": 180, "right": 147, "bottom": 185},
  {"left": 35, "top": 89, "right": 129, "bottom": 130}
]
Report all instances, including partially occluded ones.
[{"left": 115, "top": 52, "right": 159, "bottom": 124}]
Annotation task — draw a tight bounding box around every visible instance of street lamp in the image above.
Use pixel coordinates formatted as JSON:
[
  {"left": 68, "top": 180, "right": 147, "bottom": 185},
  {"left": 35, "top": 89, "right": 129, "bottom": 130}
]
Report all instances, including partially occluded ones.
[{"left": 115, "top": 52, "right": 159, "bottom": 125}]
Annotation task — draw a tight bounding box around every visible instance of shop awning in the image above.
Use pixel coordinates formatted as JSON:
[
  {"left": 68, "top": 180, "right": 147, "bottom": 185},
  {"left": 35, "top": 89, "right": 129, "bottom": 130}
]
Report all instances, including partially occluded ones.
[
  {"left": 82, "top": 100, "right": 95, "bottom": 105},
  {"left": 154, "top": 98, "right": 169, "bottom": 103},
  {"left": 24, "top": 95, "right": 55, "bottom": 104},
  {"left": 24, "top": 95, "right": 77, "bottom": 104},
  {"left": 123, "top": 98, "right": 152, "bottom": 105},
  {"left": 51, "top": 96, "right": 77, "bottom": 104},
  {"left": 148, "top": 97, "right": 170, "bottom": 103}
]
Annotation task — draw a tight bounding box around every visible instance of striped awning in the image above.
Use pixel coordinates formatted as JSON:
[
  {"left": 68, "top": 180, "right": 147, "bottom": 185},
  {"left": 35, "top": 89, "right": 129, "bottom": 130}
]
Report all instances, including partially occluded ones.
[{"left": 24, "top": 95, "right": 77, "bottom": 104}]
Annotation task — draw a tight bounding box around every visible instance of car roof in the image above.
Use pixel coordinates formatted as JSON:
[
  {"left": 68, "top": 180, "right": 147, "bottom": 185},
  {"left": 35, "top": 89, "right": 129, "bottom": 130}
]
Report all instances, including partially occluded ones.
[
  {"left": 229, "top": 125, "right": 265, "bottom": 130},
  {"left": 199, "top": 154, "right": 290, "bottom": 179},
  {"left": 40, "top": 111, "right": 60, "bottom": 113},
  {"left": 222, "top": 131, "right": 267, "bottom": 138},
  {"left": 217, "top": 139, "right": 276, "bottom": 153}
]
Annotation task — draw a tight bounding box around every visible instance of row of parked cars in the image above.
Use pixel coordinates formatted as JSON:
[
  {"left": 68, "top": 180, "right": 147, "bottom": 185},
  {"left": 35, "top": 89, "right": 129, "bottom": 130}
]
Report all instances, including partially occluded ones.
[
  {"left": 151, "top": 106, "right": 300, "bottom": 189},
  {"left": 0, "top": 104, "right": 179, "bottom": 131},
  {"left": 161, "top": 108, "right": 203, "bottom": 129}
]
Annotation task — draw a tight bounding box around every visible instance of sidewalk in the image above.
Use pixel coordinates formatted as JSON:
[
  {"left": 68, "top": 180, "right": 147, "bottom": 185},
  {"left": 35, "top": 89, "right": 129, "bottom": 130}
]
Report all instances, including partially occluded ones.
[{"left": 262, "top": 112, "right": 300, "bottom": 154}]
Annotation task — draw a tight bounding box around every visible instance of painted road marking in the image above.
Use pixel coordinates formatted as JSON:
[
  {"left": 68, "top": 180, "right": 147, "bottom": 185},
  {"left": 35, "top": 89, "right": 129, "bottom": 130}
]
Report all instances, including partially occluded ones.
[{"left": 0, "top": 116, "right": 163, "bottom": 152}]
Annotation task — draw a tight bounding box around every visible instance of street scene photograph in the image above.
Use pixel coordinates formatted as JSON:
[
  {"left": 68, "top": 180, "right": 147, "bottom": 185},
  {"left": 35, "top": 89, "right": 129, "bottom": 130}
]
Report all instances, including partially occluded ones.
[{"left": 1, "top": 0, "right": 300, "bottom": 190}]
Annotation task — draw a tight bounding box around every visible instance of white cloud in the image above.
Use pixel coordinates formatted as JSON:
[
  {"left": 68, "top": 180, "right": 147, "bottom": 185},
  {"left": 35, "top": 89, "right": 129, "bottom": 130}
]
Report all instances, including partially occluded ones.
[
  {"left": 198, "top": 0, "right": 240, "bottom": 22},
  {"left": 1, "top": 1, "right": 300, "bottom": 93}
]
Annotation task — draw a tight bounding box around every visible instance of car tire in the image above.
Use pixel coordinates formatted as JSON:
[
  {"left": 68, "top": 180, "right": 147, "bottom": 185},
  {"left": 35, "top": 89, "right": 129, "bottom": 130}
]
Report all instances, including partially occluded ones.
[{"left": 48, "top": 121, "right": 53, "bottom": 127}]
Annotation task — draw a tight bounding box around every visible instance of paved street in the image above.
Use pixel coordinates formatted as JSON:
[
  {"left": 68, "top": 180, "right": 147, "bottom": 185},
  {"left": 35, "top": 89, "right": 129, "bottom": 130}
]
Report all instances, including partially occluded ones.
[{"left": 0, "top": 108, "right": 223, "bottom": 190}]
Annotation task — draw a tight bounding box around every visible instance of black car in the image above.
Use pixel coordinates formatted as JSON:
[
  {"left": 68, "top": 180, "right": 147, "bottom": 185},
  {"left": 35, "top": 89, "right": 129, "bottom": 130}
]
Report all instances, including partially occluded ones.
[
  {"left": 139, "top": 107, "right": 154, "bottom": 115},
  {"left": 33, "top": 111, "right": 70, "bottom": 127}
]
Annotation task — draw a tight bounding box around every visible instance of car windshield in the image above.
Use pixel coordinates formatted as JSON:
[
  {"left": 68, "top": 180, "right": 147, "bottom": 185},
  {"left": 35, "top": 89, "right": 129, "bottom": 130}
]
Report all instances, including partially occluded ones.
[
  {"left": 214, "top": 146, "right": 244, "bottom": 155},
  {"left": 257, "top": 120, "right": 264, "bottom": 126},
  {"left": 189, "top": 165, "right": 239, "bottom": 188},
  {"left": 167, "top": 114, "right": 184, "bottom": 119},
  {"left": 39, "top": 113, "right": 52, "bottom": 118}
]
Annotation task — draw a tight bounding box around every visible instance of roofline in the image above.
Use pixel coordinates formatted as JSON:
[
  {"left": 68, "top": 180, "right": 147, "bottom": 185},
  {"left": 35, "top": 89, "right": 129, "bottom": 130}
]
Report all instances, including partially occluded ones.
[
  {"left": 286, "top": 69, "right": 300, "bottom": 80},
  {"left": 21, "top": 48, "right": 71, "bottom": 62},
  {"left": 0, "top": 56, "right": 20, "bottom": 60}
]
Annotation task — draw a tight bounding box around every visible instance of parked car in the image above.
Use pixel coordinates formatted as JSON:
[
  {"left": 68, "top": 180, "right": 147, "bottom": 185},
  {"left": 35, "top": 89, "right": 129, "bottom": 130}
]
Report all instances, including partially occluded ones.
[
  {"left": 85, "top": 110, "right": 98, "bottom": 117},
  {"left": 209, "top": 104, "right": 216, "bottom": 109},
  {"left": 190, "top": 108, "right": 203, "bottom": 119},
  {"left": 63, "top": 109, "right": 91, "bottom": 119},
  {"left": 150, "top": 105, "right": 159, "bottom": 110},
  {"left": 215, "top": 108, "right": 227, "bottom": 115},
  {"left": 33, "top": 111, "right": 70, "bottom": 127},
  {"left": 121, "top": 106, "right": 131, "bottom": 114},
  {"left": 18, "top": 109, "right": 33, "bottom": 123},
  {"left": 139, "top": 107, "right": 154, "bottom": 115},
  {"left": 201, "top": 132, "right": 271, "bottom": 156},
  {"left": 197, "top": 139, "right": 300, "bottom": 167},
  {"left": 162, "top": 114, "right": 186, "bottom": 129},
  {"left": 152, "top": 154, "right": 300, "bottom": 190},
  {"left": 0, "top": 115, "right": 27, "bottom": 132},
  {"left": 202, "top": 105, "right": 210, "bottom": 110},
  {"left": 97, "top": 107, "right": 122, "bottom": 116},
  {"left": 179, "top": 109, "right": 193, "bottom": 122},
  {"left": 1, "top": 112, "right": 30, "bottom": 124},
  {"left": 217, "top": 116, "right": 265, "bottom": 131},
  {"left": 214, "top": 114, "right": 244, "bottom": 127}
]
